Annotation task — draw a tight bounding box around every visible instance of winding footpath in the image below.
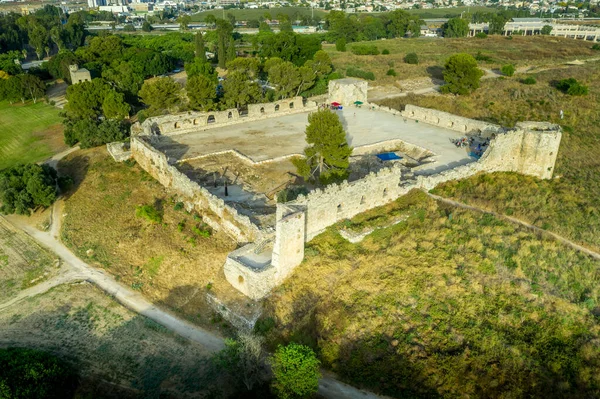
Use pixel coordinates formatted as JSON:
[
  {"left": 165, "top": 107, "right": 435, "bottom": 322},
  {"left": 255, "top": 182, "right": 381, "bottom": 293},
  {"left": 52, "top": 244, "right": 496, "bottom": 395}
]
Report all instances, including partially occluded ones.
[{"left": 427, "top": 192, "right": 600, "bottom": 261}]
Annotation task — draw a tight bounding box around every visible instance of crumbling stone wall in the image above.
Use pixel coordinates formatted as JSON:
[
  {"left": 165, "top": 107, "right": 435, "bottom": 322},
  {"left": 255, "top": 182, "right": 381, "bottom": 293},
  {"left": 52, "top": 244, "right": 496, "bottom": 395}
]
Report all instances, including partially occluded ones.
[
  {"left": 131, "top": 136, "right": 264, "bottom": 242},
  {"left": 133, "top": 96, "right": 316, "bottom": 137}
]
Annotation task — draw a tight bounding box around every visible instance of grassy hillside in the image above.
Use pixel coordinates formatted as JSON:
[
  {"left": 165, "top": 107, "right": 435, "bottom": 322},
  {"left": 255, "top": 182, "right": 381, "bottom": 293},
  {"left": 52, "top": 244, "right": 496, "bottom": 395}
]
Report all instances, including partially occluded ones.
[
  {"left": 378, "top": 61, "right": 600, "bottom": 251},
  {"left": 263, "top": 190, "right": 600, "bottom": 398},
  {"left": 326, "top": 36, "right": 598, "bottom": 84},
  {"left": 0, "top": 101, "right": 64, "bottom": 170},
  {"left": 191, "top": 7, "right": 327, "bottom": 22}
]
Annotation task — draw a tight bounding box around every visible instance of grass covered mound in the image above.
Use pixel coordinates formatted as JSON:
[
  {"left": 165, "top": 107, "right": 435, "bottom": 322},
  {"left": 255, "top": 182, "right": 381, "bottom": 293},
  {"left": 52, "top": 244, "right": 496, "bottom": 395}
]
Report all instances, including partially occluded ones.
[
  {"left": 263, "top": 191, "right": 600, "bottom": 398},
  {"left": 379, "top": 62, "right": 600, "bottom": 251}
]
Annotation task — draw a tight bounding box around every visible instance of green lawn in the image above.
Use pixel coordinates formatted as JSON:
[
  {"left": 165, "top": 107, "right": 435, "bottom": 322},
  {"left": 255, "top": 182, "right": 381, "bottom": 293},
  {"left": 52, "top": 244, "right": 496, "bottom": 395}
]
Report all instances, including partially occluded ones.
[{"left": 0, "top": 101, "right": 63, "bottom": 170}]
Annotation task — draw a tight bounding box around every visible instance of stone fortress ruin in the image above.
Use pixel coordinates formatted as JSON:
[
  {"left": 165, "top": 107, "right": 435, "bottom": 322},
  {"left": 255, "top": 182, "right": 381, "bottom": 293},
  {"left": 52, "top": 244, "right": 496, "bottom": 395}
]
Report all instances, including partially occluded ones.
[{"left": 127, "top": 78, "right": 562, "bottom": 300}]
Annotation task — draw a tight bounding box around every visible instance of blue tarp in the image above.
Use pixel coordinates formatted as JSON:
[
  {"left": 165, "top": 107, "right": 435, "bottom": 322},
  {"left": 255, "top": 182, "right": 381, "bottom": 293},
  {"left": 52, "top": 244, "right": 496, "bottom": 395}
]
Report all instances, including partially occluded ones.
[{"left": 376, "top": 152, "right": 402, "bottom": 161}]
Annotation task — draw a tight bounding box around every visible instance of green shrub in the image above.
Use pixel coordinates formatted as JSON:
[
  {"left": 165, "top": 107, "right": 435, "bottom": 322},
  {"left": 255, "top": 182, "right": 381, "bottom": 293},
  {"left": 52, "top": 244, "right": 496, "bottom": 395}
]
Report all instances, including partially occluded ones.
[
  {"left": 254, "top": 317, "right": 276, "bottom": 335},
  {"left": 135, "top": 204, "right": 162, "bottom": 223},
  {"left": 520, "top": 76, "right": 537, "bottom": 85},
  {"left": 0, "top": 348, "right": 78, "bottom": 399},
  {"left": 593, "top": 43, "right": 600, "bottom": 50},
  {"left": 346, "top": 67, "right": 375, "bottom": 80},
  {"left": 192, "top": 224, "right": 211, "bottom": 237},
  {"left": 475, "top": 32, "right": 488, "bottom": 38},
  {"left": 177, "top": 220, "right": 185, "bottom": 232},
  {"left": 270, "top": 343, "right": 321, "bottom": 399},
  {"left": 501, "top": 64, "right": 515, "bottom": 77},
  {"left": 474, "top": 51, "right": 492, "bottom": 62},
  {"left": 556, "top": 78, "right": 589, "bottom": 96},
  {"left": 335, "top": 38, "right": 346, "bottom": 52},
  {"left": 173, "top": 201, "right": 184, "bottom": 211},
  {"left": 382, "top": 49, "right": 390, "bottom": 55},
  {"left": 351, "top": 44, "right": 379, "bottom": 55},
  {"left": 277, "top": 186, "right": 309, "bottom": 203},
  {"left": 386, "top": 68, "right": 397, "bottom": 76},
  {"left": 404, "top": 52, "right": 419, "bottom": 64}
]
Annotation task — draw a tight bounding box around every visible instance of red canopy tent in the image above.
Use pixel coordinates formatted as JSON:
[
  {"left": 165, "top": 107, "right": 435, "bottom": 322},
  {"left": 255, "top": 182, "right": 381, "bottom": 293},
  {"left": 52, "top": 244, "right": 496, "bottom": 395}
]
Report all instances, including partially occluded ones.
[{"left": 331, "top": 102, "right": 341, "bottom": 107}]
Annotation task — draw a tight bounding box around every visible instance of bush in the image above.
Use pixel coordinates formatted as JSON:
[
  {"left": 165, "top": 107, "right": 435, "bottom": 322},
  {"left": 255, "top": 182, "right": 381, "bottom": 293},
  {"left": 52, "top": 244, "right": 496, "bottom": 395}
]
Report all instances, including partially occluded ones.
[
  {"left": 441, "top": 53, "right": 484, "bottom": 95},
  {"left": 556, "top": 78, "right": 589, "bottom": 96},
  {"left": 474, "top": 51, "right": 492, "bottom": 62},
  {"left": 346, "top": 67, "right": 375, "bottom": 81},
  {"left": 351, "top": 44, "right": 379, "bottom": 55},
  {"left": 501, "top": 64, "right": 515, "bottom": 77},
  {"left": 593, "top": 43, "right": 600, "bottom": 51},
  {"left": 0, "top": 164, "right": 58, "bottom": 215},
  {"left": 270, "top": 343, "right": 321, "bottom": 399},
  {"left": 174, "top": 201, "right": 184, "bottom": 211},
  {"left": 135, "top": 204, "right": 162, "bottom": 223},
  {"left": 475, "top": 32, "right": 488, "bottom": 38},
  {"left": 386, "top": 68, "right": 397, "bottom": 76},
  {"left": 0, "top": 348, "right": 78, "bottom": 399},
  {"left": 382, "top": 49, "right": 390, "bottom": 55},
  {"left": 520, "top": 76, "right": 537, "bottom": 85},
  {"left": 404, "top": 52, "right": 419, "bottom": 64},
  {"left": 192, "top": 224, "right": 211, "bottom": 237},
  {"left": 335, "top": 38, "right": 346, "bottom": 52}
]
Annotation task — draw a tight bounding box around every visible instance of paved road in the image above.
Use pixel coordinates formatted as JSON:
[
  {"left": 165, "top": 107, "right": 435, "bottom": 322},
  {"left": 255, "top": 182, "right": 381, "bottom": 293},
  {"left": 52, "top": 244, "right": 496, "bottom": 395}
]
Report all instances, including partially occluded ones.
[{"left": 427, "top": 192, "right": 600, "bottom": 261}]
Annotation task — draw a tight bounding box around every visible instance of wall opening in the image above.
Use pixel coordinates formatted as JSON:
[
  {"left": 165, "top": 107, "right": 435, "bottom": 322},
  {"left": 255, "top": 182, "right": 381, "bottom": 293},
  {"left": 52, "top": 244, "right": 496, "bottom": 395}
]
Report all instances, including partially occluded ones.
[
  {"left": 193, "top": 119, "right": 198, "bottom": 125},
  {"left": 228, "top": 111, "right": 233, "bottom": 119},
  {"left": 207, "top": 115, "right": 216, "bottom": 124},
  {"left": 275, "top": 104, "right": 280, "bottom": 111},
  {"left": 337, "top": 204, "right": 342, "bottom": 212},
  {"left": 383, "top": 188, "right": 388, "bottom": 197},
  {"left": 260, "top": 107, "right": 265, "bottom": 114},
  {"left": 174, "top": 122, "right": 180, "bottom": 129},
  {"left": 238, "top": 275, "right": 244, "bottom": 284},
  {"left": 360, "top": 196, "right": 366, "bottom": 205},
  {"left": 289, "top": 102, "right": 294, "bottom": 109}
]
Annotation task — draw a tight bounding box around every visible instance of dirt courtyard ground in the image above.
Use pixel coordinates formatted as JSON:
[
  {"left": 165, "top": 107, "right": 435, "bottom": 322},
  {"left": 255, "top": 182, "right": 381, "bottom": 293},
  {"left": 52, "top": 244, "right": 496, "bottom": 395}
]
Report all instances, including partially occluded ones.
[{"left": 153, "top": 108, "right": 474, "bottom": 176}]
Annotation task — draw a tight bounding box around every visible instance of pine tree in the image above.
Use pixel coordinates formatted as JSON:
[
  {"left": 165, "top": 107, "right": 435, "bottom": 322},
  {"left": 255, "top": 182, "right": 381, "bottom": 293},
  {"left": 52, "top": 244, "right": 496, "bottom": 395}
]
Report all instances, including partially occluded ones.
[
  {"left": 195, "top": 32, "right": 206, "bottom": 60},
  {"left": 227, "top": 37, "right": 236, "bottom": 63},
  {"left": 293, "top": 109, "right": 352, "bottom": 185}
]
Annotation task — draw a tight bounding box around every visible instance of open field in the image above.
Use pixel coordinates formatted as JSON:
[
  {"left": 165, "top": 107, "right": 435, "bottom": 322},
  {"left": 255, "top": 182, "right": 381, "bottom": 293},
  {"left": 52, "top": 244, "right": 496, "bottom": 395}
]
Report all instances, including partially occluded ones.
[
  {"left": 57, "top": 148, "right": 244, "bottom": 331},
  {"left": 263, "top": 190, "right": 600, "bottom": 398},
  {"left": 0, "top": 218, "right": 60, "bottom": 302},
  {"left": 0, "top": 101, "right": 65, "bottom": 170},
  {"left": 326, "top": 36, "right": 599, "bottom": 85},
  {"left": 0, "top": 282, "right": 234, "bottom": 398},
  {"left": 191, "top": 6, "right": 327, "bottom": 22},
  {"left": 378, "top": 61, "right": 600, "bottom": 251}
]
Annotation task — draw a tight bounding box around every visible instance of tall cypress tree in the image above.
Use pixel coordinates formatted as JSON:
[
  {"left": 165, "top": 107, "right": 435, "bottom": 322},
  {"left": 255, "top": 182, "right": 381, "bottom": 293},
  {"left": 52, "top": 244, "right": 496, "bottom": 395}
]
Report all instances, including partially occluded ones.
[
  {"left": 293, "top": 110, "right": 352, "bottom": 185},
  {"left": 195, "top": 32, "right": 206, "bottom": 60},
  {"left": 227, "top": 36, "right": 236, "bottom": 63}
]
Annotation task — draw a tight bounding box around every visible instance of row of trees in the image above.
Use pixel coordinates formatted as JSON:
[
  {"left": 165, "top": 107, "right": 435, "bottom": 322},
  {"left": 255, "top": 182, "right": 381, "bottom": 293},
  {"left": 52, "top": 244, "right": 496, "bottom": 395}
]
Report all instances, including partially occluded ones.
[
  {"left": 0, "top": 72, "right": 45, "bottom": 104},
  {"left": 324, "top": 10, "right": 424, "bottom": 43}
]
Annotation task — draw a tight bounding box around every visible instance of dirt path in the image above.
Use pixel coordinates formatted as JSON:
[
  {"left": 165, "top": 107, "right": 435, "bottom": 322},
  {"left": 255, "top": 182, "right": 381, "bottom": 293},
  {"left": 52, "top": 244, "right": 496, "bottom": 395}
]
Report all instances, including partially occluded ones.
[{"left": 427, "top": 192, "right": 600, "bottom": 262}]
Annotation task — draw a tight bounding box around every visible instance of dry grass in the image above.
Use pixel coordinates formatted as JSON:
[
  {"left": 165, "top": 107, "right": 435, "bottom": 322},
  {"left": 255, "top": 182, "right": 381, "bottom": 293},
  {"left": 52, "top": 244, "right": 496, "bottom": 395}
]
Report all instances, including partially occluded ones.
[
  {"left": 378, "top": 61, "right": 600, "bottom": 251},
  {"left": 57, "top": 148, "right": 247, "bottom": 331},
  {"left": 0, "top": 218, "right": 60, "bottom": 302},
  {"left": 263, "top": 190, "right": 600, "bottom": 398},
  {"left": 0, "top": 282, "right": 234, "bottom": 398},
  {"left": 327, "top": 35, "right": 599, "bottom": 85}
]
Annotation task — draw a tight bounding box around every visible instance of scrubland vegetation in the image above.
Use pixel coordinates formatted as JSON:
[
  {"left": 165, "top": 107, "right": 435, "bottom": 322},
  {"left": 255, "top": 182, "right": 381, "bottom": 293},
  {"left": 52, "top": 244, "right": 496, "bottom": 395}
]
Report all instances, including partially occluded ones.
[
  {"left": 379, "top": 61, "right": 600, "bottom": 251},
  {"left": 263, "top": 190, "right": 600, "bottom": 398}
]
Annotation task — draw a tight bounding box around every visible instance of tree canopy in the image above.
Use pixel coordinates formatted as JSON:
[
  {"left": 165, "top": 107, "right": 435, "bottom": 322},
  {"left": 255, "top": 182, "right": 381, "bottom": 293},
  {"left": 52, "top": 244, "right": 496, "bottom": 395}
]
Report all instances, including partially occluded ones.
[
  {"left": 293, "top": 109, "right": 352, "bottom": 185},
  {"left": 441, "top": 53, "right": 484, "bottom": 95},
  {"left": 0, "top": 164, "right": 58, "bottom": 215},
  {"left": 270, "top": 343, "right": 321, "bottom": 399},
  {"left": 443, "top": 17, "right": 470, "bottom": 38}
]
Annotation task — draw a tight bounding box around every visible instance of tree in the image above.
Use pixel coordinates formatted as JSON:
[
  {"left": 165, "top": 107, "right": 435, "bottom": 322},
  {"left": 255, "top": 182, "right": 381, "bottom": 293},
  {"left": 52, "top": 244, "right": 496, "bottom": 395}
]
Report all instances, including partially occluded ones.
[
  {"left": 195, "top": 31, "right": 206, "bottom": 60},
  {"left": 29, "top": 23, "right": 49, "bottom": 60},
  {"left": 541, "top": 25, "right": 553, "bottom": 35},
  {"left": 293, "top": 110, "right": 352, "bottom": 185},
  {"left": 102, "top": 61, "right": 144, "bottom": 98},
  {"left": 222, "top": 71, "right": 262, "bottom": 108},
  {"left": 123, "top": 24, "right": 135, "bottom": 32},
  {"left": 142, "top": 21, "right": 153, "bottom": 32},
  {"left": 270, "top": 343, "right": 321, "bottom": 399},
  {"left": 102, "top": 90, "right": 130, "bottom": 119},
  {"left": 0, "top": 164, "right": 58, "bottom": 215},
  {"left": 336, "top": 38, "right": 346, "bottom": 52},
  {"left": 65, "top": 78, "right": 127, "bottom": 120},
  {"left": 404, "top": 52, "right": 419, "bottom": 64},
  {"left": 47, "top": 50, "right": 79, "bottom": 83},
  {"left": 441, "top": 53, "right": 484, "bottom": 95},
  {"left": 268, "top": 60, "right": 301, "bottom": 99},
  {"left": 226, "top": 57, "right": 260, "bottom": 78},
  {"left": 186, "top": 74, "right": 216, "bottom": 110},
  {"left": 184, "top": 58, "right": 217, "bottom": 81},
  {"left": 138, "top": 77, "right": 182, "bottom": 114},
  {"left": 443, "top": 17, "right": 469, "bottom": 38},
  {"left": 19, "top": 74, "right": 45, "bottom": 103},
  {"left": 216, "top": 19, "right": 233, "bottom": 69},
  {"left": 489, "top": 14, "right": 507, "bottom": 35},
  {"left": 0, "top": 348, "right": 77, "bottom": 398},
  {"left": 178, "top": 15, "right": 191, "bottom": 31},
  {"left": 214, "top": 333, "right": 268, "bottom": 392}
]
